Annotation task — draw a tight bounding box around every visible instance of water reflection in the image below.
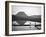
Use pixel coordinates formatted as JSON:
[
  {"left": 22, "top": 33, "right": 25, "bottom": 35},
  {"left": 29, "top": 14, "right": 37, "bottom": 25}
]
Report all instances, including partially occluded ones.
[{"left": 12, "top": 21, "right": 41, "bottom": 31}]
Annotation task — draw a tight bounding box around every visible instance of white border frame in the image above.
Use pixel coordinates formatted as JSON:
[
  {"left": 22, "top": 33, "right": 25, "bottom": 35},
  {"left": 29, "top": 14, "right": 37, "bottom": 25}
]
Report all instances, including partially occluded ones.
[{"left": 9, "top": 3, "right": 44, "bottom": 34}]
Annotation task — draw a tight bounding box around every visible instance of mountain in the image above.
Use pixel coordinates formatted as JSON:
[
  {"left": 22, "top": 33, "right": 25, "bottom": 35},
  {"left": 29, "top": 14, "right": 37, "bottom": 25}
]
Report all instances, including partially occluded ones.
[
  {"left": 12, "top": 12, "right": 41, "bottom": 25},
  {"left": 12, "top": 15, "right": 41, "bottom": 22},
  {"left": 12, "top": 12, "right": 27, "bottom": 25},
  {"left": 28, "top": 15, "right": 41, "bottom": 22},
  {"left": 16, "top": 12, "right": 28, "bottom": 17}
]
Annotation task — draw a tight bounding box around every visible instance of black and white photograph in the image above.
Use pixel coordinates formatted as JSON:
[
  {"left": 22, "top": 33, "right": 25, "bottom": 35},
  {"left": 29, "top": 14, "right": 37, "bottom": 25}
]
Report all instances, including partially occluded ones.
[
  {"left": 12, "top": 4, "right": 41, "bottom": 31},
  {"left": 5, "top": 1, "right": 45, "bottom": 36}
]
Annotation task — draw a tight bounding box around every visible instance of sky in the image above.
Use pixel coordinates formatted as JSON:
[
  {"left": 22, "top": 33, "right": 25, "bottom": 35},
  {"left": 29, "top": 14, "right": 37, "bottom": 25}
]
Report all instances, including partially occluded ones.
[{"left": 12, "top": 5, "right": 41, "bottom": 16}]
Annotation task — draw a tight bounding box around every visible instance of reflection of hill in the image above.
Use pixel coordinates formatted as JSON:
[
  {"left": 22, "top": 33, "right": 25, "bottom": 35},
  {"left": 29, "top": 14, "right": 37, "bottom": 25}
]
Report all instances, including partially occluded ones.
[{"left": 12, "top": 15, "right": 41, "bottom": 22}]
